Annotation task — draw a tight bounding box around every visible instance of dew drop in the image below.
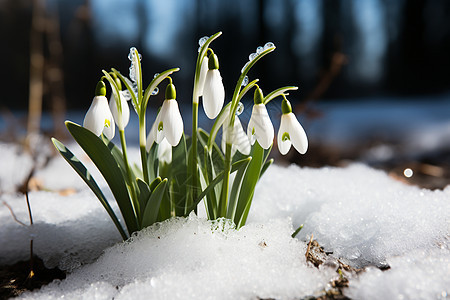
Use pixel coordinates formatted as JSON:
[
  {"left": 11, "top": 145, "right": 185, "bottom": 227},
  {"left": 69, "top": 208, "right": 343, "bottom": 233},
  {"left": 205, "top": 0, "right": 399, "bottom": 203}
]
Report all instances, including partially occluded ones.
[
  {"left": 241, "top": 61, "right": 250, "bottom": 73},
  {"left": 249, "top": 52, "right": 257, "bottom": 61},
  {"left": 256, "top": 46, "right": 264, "bottom": 54},
  {"left": 241, "top": 76, "right": 249, "bottom": 87},
  {"left": 152, "top": 87, "right": 159, "bottom": 95},
  {"left": 153, "top": 73, "right": 160, "bottom": 79},
  {"left": 264, "top": 42, "right": 275, "bottom": 50},
  {"left": 236, "top": 102, "right": 244, "bottom": 116},
  {"left": 128, "top": 47, "right": 137, "bottom": 61},
  {"left": 129, "top": 66, "right": 136, "bottom": 83},
  {"left": 198, "top": 36, "right": 209, "bottom": 47},
  {"left": 131, "top": 98, "right": 138, "bottom": 113}
]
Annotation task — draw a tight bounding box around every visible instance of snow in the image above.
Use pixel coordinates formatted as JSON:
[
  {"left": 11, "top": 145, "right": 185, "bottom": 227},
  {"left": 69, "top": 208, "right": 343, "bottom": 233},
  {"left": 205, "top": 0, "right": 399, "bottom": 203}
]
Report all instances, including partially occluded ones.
[
  {"left": 250, "top": 164, "right": 450, "bottom": 268},
  {"left": 0, "top": 96, "right": 449, "bottom": 299}
]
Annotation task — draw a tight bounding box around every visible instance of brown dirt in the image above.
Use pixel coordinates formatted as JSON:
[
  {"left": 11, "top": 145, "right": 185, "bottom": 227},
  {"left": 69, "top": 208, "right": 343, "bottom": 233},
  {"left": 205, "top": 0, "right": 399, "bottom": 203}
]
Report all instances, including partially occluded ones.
[{"left": 0, "top": 256, "right": 66, "bottom": 299}]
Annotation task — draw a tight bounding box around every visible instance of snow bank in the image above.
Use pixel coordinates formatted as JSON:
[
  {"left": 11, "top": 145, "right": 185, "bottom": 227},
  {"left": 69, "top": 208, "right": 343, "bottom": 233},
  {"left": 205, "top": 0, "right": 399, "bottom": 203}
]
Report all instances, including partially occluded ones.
[
  {"left": 18, "top": 216, "right": 335, "bottom": 300},
  {"left": 251, "top": 164, "right": 450, "bottom": 267},
  {"left": 346, "top": 246, "right": 450, "bottom": 300}
]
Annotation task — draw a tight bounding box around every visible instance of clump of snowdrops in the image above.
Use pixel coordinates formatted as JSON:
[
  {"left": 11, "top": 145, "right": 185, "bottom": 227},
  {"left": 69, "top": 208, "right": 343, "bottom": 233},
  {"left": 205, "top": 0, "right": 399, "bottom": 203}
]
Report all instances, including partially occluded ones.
[{"left": 53, "top": 32, "right": 308, "bottom": 240}]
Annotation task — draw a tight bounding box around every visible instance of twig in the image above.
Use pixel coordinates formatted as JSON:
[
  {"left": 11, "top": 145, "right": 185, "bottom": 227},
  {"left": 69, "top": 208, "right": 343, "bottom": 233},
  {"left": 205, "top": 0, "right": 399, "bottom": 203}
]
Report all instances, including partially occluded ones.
[
  {"left": 2, "top": 201, "right": 27, "bottom": 226},
  {"left": 305, "top": 233, "right": 314, "bottom": 259}
]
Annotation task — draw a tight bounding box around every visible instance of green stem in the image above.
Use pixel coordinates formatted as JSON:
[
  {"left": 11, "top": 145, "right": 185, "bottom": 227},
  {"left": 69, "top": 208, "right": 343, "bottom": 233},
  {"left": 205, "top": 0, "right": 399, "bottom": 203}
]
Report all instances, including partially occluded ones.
[
  {"left": 139, "top": 115, "right": 149, "bottom": 184},
  {"left": 219, "top": 142, "right": 232, "bottom": 217},
  {"left": 119, "top": 129, "right": 140, "bottom": 221},
  {"left": 190, "top": 101, "right": 199, "bottom": 206}
]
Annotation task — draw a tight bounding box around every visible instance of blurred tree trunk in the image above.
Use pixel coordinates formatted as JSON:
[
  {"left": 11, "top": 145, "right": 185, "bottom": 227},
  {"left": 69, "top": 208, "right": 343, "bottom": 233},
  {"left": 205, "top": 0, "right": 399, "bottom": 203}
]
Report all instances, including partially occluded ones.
[
  {"left": 46, "top": 1, "right": 66, "bottom": 139},
  {"left": 26, "top": 0, "right": 45, "bottom": 150}
]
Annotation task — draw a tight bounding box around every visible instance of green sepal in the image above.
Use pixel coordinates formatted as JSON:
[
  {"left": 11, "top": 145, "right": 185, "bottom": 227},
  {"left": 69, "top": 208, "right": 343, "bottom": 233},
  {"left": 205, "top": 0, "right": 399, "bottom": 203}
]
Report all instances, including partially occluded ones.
[
  {"left": 95, "top": 80, "right": 106, "bottom": 96},
  {"left": 281, "top": 98, "right": 292, "bottom": 114},
  {"left": 208, "top": 53, "right": 219, "bottom": 70},
  {"left": 51, "top": 138, "right": 128, "bottom": 240},
  {"left": 141, "top": 178, "right": 168, "bottom": 228},
  {"left": 165, "top": 83, "right": 176, "bottom": 100},
  {"left": 65, "top": 121, "right": 139, "bottom": 235},
  {"left": 254, "top": 87, "right": 264, "bottom": 105}
]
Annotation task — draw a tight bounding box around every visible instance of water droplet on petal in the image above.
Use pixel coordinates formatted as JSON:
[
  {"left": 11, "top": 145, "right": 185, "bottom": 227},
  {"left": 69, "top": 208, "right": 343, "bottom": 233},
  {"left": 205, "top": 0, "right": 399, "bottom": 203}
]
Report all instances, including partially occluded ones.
[
  {"left": 241, "top": 61, "right": 250, "bottom": 73},
  {"left": 198, "top": 36, "right": 209, "bottom": 47},
  {"left": 152, "top": 87, "right": 159, "bottom": 95},
  {"left": 249, "top": 53, "right": 257, "bottom": 61},
  {"left": 256, "top": 46, "right": 264, "bottom": 54},
  {"left": 154, "top": 73, "right": 160, "bottom": 79},
  {"left": 138, "top": 53, "right": 142, "bottom": 61},
  {"left": 128, "top": 47, "right": 137, "bottom": 61},
  {"left": 236, "top": 102, "right": 244, "bottom": 116},
  {"left": 241, "top": 76, "right": 249, "bottom": 87},
  {"left": 264, "top": 42, "right": 275, "bottom": 50},
  {"left": 129, "top": 66, "right": 136, "bottom": 83}
]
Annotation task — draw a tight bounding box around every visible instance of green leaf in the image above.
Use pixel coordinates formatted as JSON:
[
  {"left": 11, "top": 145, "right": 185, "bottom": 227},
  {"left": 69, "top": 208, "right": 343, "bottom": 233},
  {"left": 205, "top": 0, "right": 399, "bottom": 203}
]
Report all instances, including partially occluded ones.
[
  {"left": 141, "top": 179, "right": 168, "bottom": 228},
  {"left": 147, "top": 142, "right": 159, "bottom": 181},
  {"left": 234, "top": 141, "right": 265, "bottom": 228},
  {"left": 65, "top": 121, "right": 139, "bottom": 234},
  {"left": 169, "top": 133, "right": 189, "bottom": 217},
  {"left": 51, "top": 138, "right": 128, "bottom": 240},
  {"left": 260, "top": 158, "right": 273, "bottom": 178},
  {"left": 137, "top": 178, "right": 151, "bottom": 217},
  {"left": 187, "top": 157, "right": 251, "bottom": 214},
  {"left": 227, "top": 156, "right": 251, "bottom": 219}
]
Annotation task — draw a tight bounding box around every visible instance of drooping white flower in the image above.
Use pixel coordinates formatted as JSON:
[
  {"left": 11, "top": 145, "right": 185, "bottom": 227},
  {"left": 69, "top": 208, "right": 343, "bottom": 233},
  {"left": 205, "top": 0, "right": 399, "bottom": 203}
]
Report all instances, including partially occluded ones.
[
  {"left": 109, "top": 90, "right": 130, "bottom": 130},
  {"left": 158, "top": 138, "right": 172, "bottom": 164},
  {"left": 277, "top": 98, "right": 308, "bottom": 155},
  {"left": 83, "top": 81, "right": 115, "bottom": 139},
  {"left": 246, "top": 88, "right": 274, "bottom": 149},
  {"left": 221, "top": 107, "right": 250, "bottom": 156},
  {"left": 202, "top": 53, "right": 225, "bottom": 119},
  {"left": 146, "top": 83, "right": 183, "bottom": 149},
  {"left": 197, "top": 56, "right": 208, "bottom": 97}
]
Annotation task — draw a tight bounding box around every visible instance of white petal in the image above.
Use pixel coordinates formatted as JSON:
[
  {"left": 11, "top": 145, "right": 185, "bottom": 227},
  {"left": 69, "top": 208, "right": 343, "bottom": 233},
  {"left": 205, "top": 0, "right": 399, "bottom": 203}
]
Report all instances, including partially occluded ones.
[
  {"left": 277, "top": 114, "right": 292, "bottom": 155},
  {"left": 160, "top": 99, "right": 183, "bottom": 146},
  {"left": 202, "top": 69, "right": 225, "bottom": 119},
  {"left": 83, "top": 96, "right": 115, "bottom": 138},
  {"left": 197, "top": 57, "right": 208, "bottom": 96},
  {"left": 109, "top": 94, "right": 130, "bottom": 130},
  {"left": 286, "top": 113, "right": 308, "bottom": 154},
  {"left": 249, "top": 104, "right": 273, "bottom": 149},
  {"left": 146, "top": 118, "right": 158, "bottom": 151},
  {"left": 247, "top": 115, "right": 256, "bottom": 146},
  {"left": 158, "top": 138, "right": 172, "bottom": 164},
  {"left": 232, "top": 117, "right": 250, "bottom": 155}
]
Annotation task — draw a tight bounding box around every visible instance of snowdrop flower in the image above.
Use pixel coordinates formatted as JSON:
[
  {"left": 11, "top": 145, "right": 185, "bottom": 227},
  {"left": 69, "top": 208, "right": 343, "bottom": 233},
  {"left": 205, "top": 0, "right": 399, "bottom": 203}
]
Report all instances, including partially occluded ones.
[
  {"left": 278, "top": 97, "right": 308, "bottom": 155},
  {"left": 158, "top": 138, "right": 172, "bottom": 164},
  {"left": 109, "top": 75, "right": 130, "bottom": 130},
  {"left": 202, "top": 53, "right": 225, "bottom": 119},
  {"left": 146, "top": 82, "right": 183, "bottom": 148},
  {"left": 83, "top": 81, "right": 115, "bottom": 139},
  {"left": 221, "top": 106, "right": 250, "bottom": 156},
  {"left": 197, "top": 56, "right": 208, "bottom": 97},
  {"left": 247, "top": 87, "right": 274, "bottom": 149}
]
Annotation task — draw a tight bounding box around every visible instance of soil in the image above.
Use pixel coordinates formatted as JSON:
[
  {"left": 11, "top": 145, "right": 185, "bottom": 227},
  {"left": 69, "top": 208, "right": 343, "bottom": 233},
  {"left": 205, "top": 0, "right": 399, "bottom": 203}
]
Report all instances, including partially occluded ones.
[{"left": 0, "top": 256, "right": 65, "bottom": 299}]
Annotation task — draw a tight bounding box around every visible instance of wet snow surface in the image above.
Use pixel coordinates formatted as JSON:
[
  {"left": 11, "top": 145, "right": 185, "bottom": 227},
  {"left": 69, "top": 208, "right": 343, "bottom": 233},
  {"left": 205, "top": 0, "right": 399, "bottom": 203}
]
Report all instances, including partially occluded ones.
[{"left": 0, "top": 97, "right": 449, "bottom": 299}]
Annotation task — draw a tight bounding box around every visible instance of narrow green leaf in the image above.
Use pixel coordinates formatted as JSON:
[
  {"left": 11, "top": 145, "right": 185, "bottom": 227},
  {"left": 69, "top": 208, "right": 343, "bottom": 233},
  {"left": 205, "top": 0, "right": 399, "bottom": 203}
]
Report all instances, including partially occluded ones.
[
  {"left": 234, "top": 141, "right": 265, "bottom": 228},
  {"left": 137, "top": 178, "right": 151, "bottom": 217},
  {"left": 227, "top": 156, "right": 251, "bottom": 219},
  {"left": 65, "top": 121, "right": 139, "bottom": 234},
  {"left": 260, "top": 158, "right": 273, "bottom": 178},
  {"left": 147, "top": 142, "right": 159, "bottom": 181},
  {"left": 141, "top": 179, "right": 168, "bottom": 228},
  {"left": 51, "top": 138, "right": 128, "bottom": 240},
  {"left": 187, "top": 157, "right": 251, "bottom": 215}
]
